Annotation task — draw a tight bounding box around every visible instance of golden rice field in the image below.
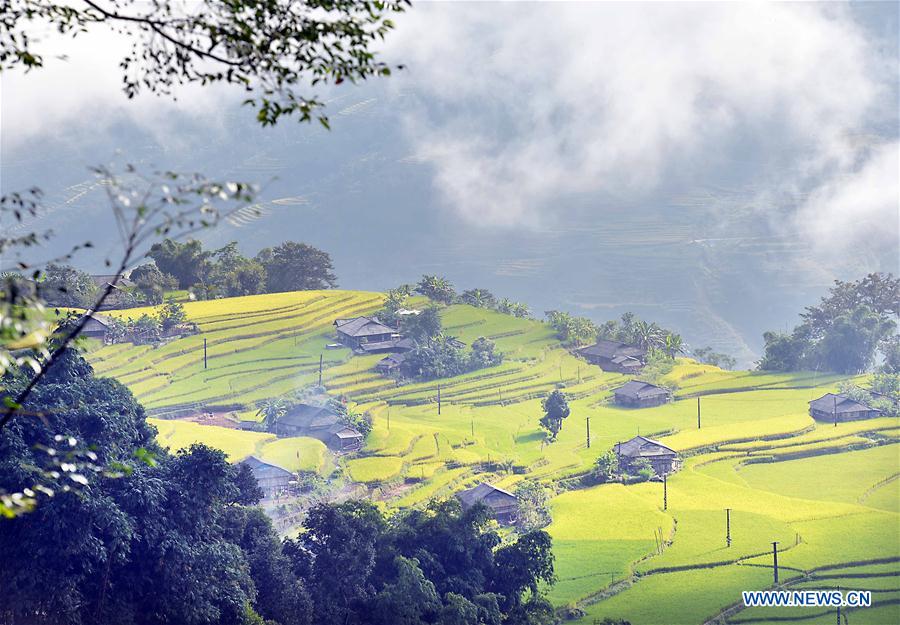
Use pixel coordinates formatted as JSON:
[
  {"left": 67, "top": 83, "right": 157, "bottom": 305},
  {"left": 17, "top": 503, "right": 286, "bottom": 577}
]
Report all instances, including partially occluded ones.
[{"left": 91, "top": 291, "right": 899, "bottom": 624}]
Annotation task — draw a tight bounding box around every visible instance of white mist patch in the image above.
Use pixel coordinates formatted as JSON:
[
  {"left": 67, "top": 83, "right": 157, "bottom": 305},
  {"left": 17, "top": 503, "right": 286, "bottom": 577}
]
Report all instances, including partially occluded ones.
[{"left": 386, "top": 3, "right": 897, "bottom": 257}]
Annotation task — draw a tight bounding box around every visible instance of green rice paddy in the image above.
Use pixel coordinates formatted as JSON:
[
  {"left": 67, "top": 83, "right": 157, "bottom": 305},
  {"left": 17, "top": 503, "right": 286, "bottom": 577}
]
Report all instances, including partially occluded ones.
[{"left": 91, "top": 291, "right": 899, "bottom": 624}]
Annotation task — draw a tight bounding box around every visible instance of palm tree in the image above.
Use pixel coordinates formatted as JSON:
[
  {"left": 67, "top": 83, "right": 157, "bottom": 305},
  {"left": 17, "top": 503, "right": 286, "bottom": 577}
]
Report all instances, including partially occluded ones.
[
  {"left": 416, "top": 275, "right": 456, "bottom": 304},
  {"left": 258, "top": 398, "right": 288, "bottom": 433},
  {"left": 633, "top": 320, "right": 654, "bottom": 350},
  {"left": 461, "top": 288, "right": 496, "bottom": 309},
  {"left": 663, "top": 333, "right": 685, "bottom": 359}
]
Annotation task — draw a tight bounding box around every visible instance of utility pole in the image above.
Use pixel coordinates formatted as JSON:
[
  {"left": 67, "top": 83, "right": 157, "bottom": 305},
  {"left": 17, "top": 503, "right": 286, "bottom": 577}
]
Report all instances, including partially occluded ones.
[
  {"left": 471, "top": 419, "right": 475, "bottom": 438},
  {"left": 836, "top": 586, "right": 841, "bottom": 625},
  {"left": 203, "top": 338, "right": 208, "bottom": 369},
  {"left": 437, "top": 384, "right": 441, "bottom": 415},
  {"left": 772, "top": 542, "right": 780, "bottom": 584},
  {"left": 663, "top": 473, "right": 668, "bottom": 511},
  {"left": 833, "top": 394, "right": 838, "bottom": 428},
  {"left": 726, "top": 508, "right": 732, "bottom": 547},
  {"left": 586, "top": 416, "right": 591, "bottom": 449},
  {"left": 577, "top": 364, "right": 581, "bottom": 384},
  {"left": 697, "top": 396, "right": 701, "bottom": 429},
  {"left": 318, "top": 354, "right": 323, "bottom": 386}
]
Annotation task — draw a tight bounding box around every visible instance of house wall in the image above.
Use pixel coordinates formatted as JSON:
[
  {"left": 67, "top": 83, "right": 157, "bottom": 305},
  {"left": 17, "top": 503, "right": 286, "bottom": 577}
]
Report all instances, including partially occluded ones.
[
  {"left": 623, "top": 454, "right": 679, "bottom": 477},
  {"left": 256, "top": 474, "right": 292, "bottom": 497},
  {"left": 614, "top": 394, "right": 669, "bottom": 408},
  {"left": 810, "top": 408, "right": 881, "bottom": 422}
]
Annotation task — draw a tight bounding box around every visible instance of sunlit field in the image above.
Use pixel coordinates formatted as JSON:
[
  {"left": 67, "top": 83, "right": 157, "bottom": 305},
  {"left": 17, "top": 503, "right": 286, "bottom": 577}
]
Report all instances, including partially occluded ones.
[{"left": 94, "top": 291, "right": 900, "bottom": 624}]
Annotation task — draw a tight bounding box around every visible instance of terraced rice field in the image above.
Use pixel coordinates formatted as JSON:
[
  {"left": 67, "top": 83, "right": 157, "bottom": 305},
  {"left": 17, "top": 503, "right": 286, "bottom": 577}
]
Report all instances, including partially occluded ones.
[
  {"left": 89, "top": 290, "right": 383, "bottom": 410},
  {"left": 92, "top": 291, "right": 899, "bottom": 624}
]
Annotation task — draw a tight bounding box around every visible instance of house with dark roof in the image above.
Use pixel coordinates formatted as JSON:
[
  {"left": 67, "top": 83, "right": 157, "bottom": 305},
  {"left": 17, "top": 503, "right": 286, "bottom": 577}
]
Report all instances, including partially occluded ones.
[
  {"left": 615, "top": 436, "right": 680, "bottom": 476},
  {"left": 328, "top": 424, "right": 364, "bottom": 452},
  {"left": 578, "top": 339, "right": 647, "bottom": 373},
  {"left": 456, "top": 482, "right": 519, "bottom": 524},
  {"left": 808, "top": 393, "right": 882, "bottom": 422},
  {"left": 90, "top": 274, "right": 135, "bottom": 290},
  {"left": 79, "top": 313, "right": 115, "bottom": 342},
  {"left": 238, "top": 456, "right": 295, "bottom": 498},
  {"left": 333, "top": 316, "right": 413, "bottom": 354},
  {"left": 375, "top": 352, "right": 408, "bottom": 375},
  {"left": 613, "top": 380, "right": 672, "bottom": 408},
  {"left": 90, "top": 274, "right": 136, "bottom": 309},
  {"left": 276, "top": 403, "right": 364, "bottom": 451}
]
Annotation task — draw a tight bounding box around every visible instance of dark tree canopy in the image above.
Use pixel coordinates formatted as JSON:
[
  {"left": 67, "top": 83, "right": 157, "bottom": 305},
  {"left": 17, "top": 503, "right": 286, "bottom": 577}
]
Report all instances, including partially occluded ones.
[
  {"left": 256, "top": 241, "right": 338, "bottom": 292},
  {"left": 147, "top": 239, "right": 212, "bottom": 289},
  {"left": 39, "top": 263, "right": 98, "bottom": 308},
  {"left": 400, "top": 305, "right": 443, "bottom": 342},
  {"left": 2, "top": 0, "right": 408, "bottom": 126},
  {"left": 759, "top": 273, "right": 898, "bottom": 374},
  {"left": 0, "top": 350, "right": 278, "bottom": 625},
  {"left": 540, "top": 390, "right": 570, "bottom": 440},
  {"left": 130, "top": 263, "right": 179, "bottom": 305},
  {"left": 285, "top": 498, "right": 555, "bottom": 625},
  {"left": 416, "top": 275, "right": 456, "bottom": 305}
]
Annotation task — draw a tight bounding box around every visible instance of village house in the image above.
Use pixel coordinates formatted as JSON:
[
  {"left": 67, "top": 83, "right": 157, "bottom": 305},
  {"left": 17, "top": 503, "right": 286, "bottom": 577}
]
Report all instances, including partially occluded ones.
[
  {"left": 616, "top": 435, "right": 680, "bottom": 476},
  {"left": 276, "top": 403, "right": 364, "bottom": 451},
  {"left": 613, "top": 380, "right": 672, "bottom": 408},
  {"left": 90, "top": 274, "right": 136, "bottom": 309},
  {"left": 456, "top": 482, "right": 519, "bottom": 524},
  {"left": 375, "top": 352, "right": 408, "bottom": 375},
  {"left": 333, "top": 316, "right": 414, "bottom": 354},
  {"left": 808, "top": 393, "right": 882, "bottom": 422},
  {"left": 238, "top": 456, "right": 295, "bottom": 498},
  {"left": 90, "top": 274, "right": 135, "bottom": 290},
  {"left": 578, "top": 339, "right": 647, "bottom": 373},
  {"left": 79, "top": 313, "right": 115, "bottom": 342}
]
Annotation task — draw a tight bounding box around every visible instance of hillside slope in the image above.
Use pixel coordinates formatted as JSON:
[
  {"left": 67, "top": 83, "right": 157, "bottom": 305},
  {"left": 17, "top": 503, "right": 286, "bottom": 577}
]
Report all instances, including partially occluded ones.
[{"left": 86, "top": 290, "right": 900, "bottom": 625}]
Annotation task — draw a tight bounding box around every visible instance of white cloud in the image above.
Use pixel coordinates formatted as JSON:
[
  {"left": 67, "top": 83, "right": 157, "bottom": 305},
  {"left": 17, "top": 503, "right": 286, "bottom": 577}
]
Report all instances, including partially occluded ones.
[
  {"left": 794, "top": 141, "right": 899, "bottom": 258},
  {"left": 385, "top": 2, "right": 897, "bottom": 249},
  {"left": 0, "top": 22, "right": 238, "bottom": 150}
]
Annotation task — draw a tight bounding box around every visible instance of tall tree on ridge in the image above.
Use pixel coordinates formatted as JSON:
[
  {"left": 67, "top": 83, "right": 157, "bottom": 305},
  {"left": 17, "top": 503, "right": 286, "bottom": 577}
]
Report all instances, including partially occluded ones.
[{"left": 256, "top": 242, "right": 337, "bottom": 293}]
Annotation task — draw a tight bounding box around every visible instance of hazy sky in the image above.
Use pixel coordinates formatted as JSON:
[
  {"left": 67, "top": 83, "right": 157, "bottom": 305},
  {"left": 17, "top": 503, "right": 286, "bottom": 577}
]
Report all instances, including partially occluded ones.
[{"left": 2, "top": 2, "right": 898, "bottom": 363}]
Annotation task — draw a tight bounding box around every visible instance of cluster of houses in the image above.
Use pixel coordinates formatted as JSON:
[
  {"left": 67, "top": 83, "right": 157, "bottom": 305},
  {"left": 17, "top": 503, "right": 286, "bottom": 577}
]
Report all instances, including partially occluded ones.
[
  {"left": 456, "top": 434, "right": 681, "bottom": 524},
  {"left": 333, "top": 315, "right": 415, "bottom": 374},
  {"left": 332, "top": 314, "right": 465, "bottom": 376},
  {"left": 77, "top": 311, "right": 198, "bottom": 345},
  {"left": 238, "top": 402, "right": 365, "bottom": 499},
  {"left": 272, "top": 402, "right": 364, "bottom": 452}
]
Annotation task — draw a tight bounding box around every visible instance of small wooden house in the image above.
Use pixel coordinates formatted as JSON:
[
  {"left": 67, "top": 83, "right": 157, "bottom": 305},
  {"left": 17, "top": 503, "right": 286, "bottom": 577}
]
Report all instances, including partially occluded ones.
[
  {"left": 238, "top": 456, "right": 294, "bottom": 498},
  {"left": 276, "top": 403, "right": 340, "bottom": 437},
  {"left": 808, "top": 393, "right": 882, "bottom": 422},
  {"left": 328, "top": 424, "right": 364, "bottom": 452},
  {"left": 276, "top": 403, "right": 364, "bottom": 451},
  {"left": 334, "top": 316, "right": 397, "bottom": 350},
  {"left": 79, "top": 313, "right": 114, "bottom": 342},
  {"left": 375, "top": 352, "right": 408, "bottom": 375},
  {"left": 613, "top": 380, "right": 672, "bottom": 408},
  {"left": 578, "top": 339, "right": 647, "bottom": 373},
  {"left": 616, "top": 436, "right": 680, "bottom": 476},
  {"left": 456, "top": 482, "right": 519, "bottom": 524}
]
